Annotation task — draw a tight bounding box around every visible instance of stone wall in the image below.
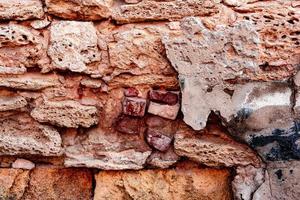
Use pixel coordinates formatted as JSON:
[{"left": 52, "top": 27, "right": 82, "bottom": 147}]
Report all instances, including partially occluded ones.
[{"left": 0, "top": 0, "right": 299, "bottom": 199}]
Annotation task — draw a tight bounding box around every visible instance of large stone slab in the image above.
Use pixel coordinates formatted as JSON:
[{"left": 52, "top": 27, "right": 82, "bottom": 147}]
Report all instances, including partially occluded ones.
[
  {"left": 0, "top": 0, "right": 44, "bottom": 21},
  {"left": 163, "top": 17, "right": 260, "bottom": 130},
  {"left": 94, "top": 166, "right": 232, "bottom": 200},
  {"left": 22, "top": 168, "right": 93, "bottom": 200},
  {"left": 0, "top": 114, "right": 62, "bottom": 156},
  {"left": 65, "top": 127, "right": 152, "bottom": 170},
  {"left": 46, "top": 0, "right": 112, "bottom": 20},
  {"left": 31, "top": 100, "right": 99, "bottom": 128}
]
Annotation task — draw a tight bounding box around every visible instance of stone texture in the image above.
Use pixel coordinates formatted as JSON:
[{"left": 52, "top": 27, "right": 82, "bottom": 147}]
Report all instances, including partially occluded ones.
[
  {"left": 0, "top": 168, "right": 29, "bottom": 200},
  {"left": 146, "top": 148, "right": 179, "bottom": 168},
  {"left": 94, "top": 167, "right": 232, "bottom": 200},
  {"left": 101, "top": 22, "right": 177, "bottom": 79},
  {"left": 31, "top": 100, "right": 99, "bottom": 128},
  {"left": 0, "top": 0, "right": 44, "bottom": 21},
  {"left": 0, "top": 114, "right": 62, "bottom": 156},
  {"left": 48, "top": 21, "right": 101, "bottom": 74},
  {"left": 148, "top": 101, "right": 180, "bottom": 120},
  {"left": 0, "top": 24, "right": 48, "bottom": 69},
  {"left": 0, "top": 73, "right": 60, "bottom": 90},
  {"left": 232, "top": 165, "right": 265, "bottom": 200},
  {"left": 46, "top": 0, "right": 112, "bottom": 20},
  {"left": 116, "top": 115, "right": 146, "bottom": 134},
  {"left": 174, "top": 125, "right": 261, "bottom": 167},
  {"left": 65, "top": 126, "right": 152, "bottom": 170},
  {"left": 163, "top": 17, "right": 260, "bottom": 130},
  {"left": 12, "top": 159, "right": 35, "bottom": 170},
  {"left": 112, "top": 0, "right": 218, "bottom": 24},
  {"left": 122, "top": 97, "right": 147, "bottom": 117},
  {"left": 22, "top": 168, "right": 93, "bottom": 200}
]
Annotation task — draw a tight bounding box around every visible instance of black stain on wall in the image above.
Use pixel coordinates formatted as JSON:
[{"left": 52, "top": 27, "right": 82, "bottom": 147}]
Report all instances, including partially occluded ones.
[{"left": 250, "top": 121, "right": 300, "bottom": 161}]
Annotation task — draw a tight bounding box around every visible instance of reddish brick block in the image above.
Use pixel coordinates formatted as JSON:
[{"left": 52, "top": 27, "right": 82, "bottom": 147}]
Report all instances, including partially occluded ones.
[
  {"left": 122, "top": 97, "right": 147, "bottom": 117},
  {"left": 149, "top": 90, "right": 179, "bottom": 105}
]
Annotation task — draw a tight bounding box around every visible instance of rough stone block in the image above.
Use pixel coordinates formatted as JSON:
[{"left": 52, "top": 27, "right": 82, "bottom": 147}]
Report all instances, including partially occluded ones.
[
  {"left": 122, "top": 97, "right": 147, "bottom": 117},
  {"left": 31, "top": 100, "right": 99, "bottom": 128},
  {"left": 174, "top": 125, "right": 261, "bottom": 167},
  {"left": 46, "top": 0, "right": 112, "bottom": 20},
  {"left": 0, "top": 114, "right": 62, "bottom": 156},
  {"left": 0, "top": 24, "right": 48, "bottom": 69},
  {"left": 0, "top": 95, "right": 27, "bottom": 112},
  {"left": 22, "top": 168, "right": 93, "bottom": 200},
  {"left": 0, "top": 73, "right": 60, "bottom": 90},
  {"left": 0, "top": 0, "right": 44, "bottom": 21},
  {"left": 148, "top": 101, "right": 180, "bottom": 120},
  {"left": 48, "top": 21, "right": 101, "bottom": 74},
  {"left": 112, "top": 0, "right": 218, "bottom": 23}
]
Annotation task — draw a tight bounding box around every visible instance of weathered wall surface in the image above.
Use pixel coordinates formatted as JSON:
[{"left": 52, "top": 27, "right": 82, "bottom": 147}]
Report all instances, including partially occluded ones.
[{"left": 0, "top": 0, "right": 299, "bottom": 199}]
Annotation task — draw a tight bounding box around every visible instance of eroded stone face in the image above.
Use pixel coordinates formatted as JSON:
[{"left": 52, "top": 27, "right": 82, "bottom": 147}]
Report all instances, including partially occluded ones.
[
  {"left": 65, "top": 126, "right": 152, "bottom": 170},
  {"left": 48, "top": 21, "right": 101, "bottom": 74},
  {"left": 112, "top": 0, "right": 218, "bottom": 24},
  {"left": 0, "top": 114, "right": 62, "bottom": 156},
  {"left": 46, "top": 0, "right": 112, "bottom": 20},
  {"left": 94, "top": 167, "right": 232, "bottom": 200},
  {"left": 31, "top": 100, "right": 99, "bottom": 128},
  {"left": 253, "top": 161, "right": 300, "bottom": 200},
  {"left": 0, "top": 0, "right": 44, "bottom": 21}
]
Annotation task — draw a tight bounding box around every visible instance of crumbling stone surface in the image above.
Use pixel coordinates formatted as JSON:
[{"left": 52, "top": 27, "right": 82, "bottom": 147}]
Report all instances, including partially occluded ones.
[
  {"left": 0, "top": 0, "right": 44, "bottom": 21},
  {"left": 48, "top": 21, "right": 101, "bottom": 74},
  {"left": 0, "top": 24, "right": 48, "bottom": 69},
  {"left": 112, "top": 0, "right": 219, "bottom": 24},
  {"left": 174, "top": 124, "right": 261, "bottom": 167},
  {"left": 94, "top": 166, "right": 232, "bottom": 200}
]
